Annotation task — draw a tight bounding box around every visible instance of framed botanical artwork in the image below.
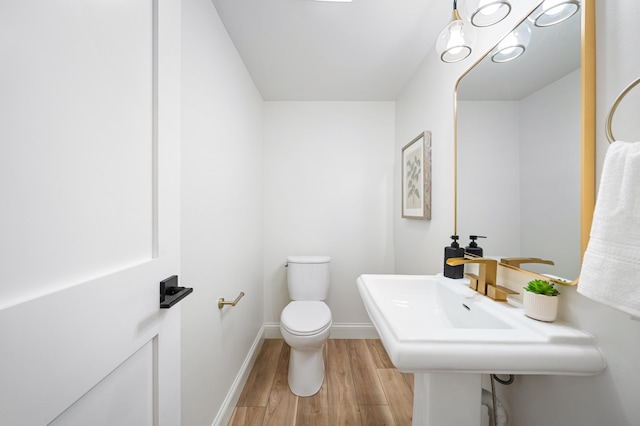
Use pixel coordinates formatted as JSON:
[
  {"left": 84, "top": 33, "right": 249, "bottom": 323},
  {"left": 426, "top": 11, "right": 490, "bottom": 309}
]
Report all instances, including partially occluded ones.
[{"left": 402, "top": 131, "right": 431, "bottom": 220}]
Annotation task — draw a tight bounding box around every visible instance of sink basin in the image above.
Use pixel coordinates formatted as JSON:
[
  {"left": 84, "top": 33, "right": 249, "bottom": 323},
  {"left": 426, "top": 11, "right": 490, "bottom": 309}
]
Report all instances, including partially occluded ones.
[
  {"left": 356, "top": 273, "right": 605, "bottom": 374},
  {"left": 357, "top": 274, "right": 606, "bottom": 425}
]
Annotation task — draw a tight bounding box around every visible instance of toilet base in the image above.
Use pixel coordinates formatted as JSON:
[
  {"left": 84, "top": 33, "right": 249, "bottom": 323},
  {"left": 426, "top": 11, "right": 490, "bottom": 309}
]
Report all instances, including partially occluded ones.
[{"left": 288, "top": 345, "right": 326, "bottom": 397}]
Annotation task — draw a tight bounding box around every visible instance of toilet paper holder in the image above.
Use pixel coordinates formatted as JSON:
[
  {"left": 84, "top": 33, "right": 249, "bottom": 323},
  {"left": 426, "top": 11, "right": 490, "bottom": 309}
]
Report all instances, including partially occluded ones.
[{"left": 218, "top": 292, "right": 245, "bottom": 309}]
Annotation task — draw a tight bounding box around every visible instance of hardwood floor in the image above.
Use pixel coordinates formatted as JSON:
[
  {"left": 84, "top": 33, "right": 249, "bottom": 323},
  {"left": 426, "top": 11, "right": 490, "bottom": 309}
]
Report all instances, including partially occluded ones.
[{"left": 229, "top": 339, "right": 414, "bottom": 426}]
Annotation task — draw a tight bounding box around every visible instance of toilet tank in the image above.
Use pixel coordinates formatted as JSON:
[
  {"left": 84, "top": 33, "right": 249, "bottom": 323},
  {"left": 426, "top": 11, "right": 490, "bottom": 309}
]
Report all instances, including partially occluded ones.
[{"left": 286, "top": 256, "right": 331, "bottom": 301}]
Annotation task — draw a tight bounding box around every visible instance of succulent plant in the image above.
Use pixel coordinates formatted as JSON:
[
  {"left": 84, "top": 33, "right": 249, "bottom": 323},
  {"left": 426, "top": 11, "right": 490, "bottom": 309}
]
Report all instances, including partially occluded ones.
[{"left": 525, "top": 279, "right": 559, "bottom": 296}]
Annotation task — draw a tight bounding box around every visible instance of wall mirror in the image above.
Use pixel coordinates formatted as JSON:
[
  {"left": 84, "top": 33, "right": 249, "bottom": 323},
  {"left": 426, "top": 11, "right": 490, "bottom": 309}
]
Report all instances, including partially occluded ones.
[{"left": 454, "top": 0, "right": 594, "bottom": 282}]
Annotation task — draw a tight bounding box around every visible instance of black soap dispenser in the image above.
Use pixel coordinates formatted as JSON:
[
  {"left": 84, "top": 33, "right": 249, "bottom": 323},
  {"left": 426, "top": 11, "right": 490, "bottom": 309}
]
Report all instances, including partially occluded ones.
[
  {"left": 465, "top": 235, "right": 486, "bottom": 257},
  {"left": 444, "top": 235, "right": 464, "bottom": 279}
]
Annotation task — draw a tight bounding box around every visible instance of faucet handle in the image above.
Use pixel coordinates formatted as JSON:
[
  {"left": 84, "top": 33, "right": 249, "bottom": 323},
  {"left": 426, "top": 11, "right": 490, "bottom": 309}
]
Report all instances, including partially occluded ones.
[
  {"left": 486, "top": 284, "right": 519, "bottom": 302},
  {"left": 465, "top": 273, "right": 480, "bottom": 291},
  {"left": 446, "top": 257, "right": 497, "bottom": 266},
  {"left": 500, "top": 257, "right": 555, "bottom": 268}
]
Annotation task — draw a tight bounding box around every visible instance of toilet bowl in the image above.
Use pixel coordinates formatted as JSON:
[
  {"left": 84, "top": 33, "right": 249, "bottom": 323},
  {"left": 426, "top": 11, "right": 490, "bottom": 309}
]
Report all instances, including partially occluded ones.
[
  {"left": 280, "top": 256, "right": 332, "bottom": 397},
  {"left": 280, "top": 301, "right": 332, "bottom": 396}
]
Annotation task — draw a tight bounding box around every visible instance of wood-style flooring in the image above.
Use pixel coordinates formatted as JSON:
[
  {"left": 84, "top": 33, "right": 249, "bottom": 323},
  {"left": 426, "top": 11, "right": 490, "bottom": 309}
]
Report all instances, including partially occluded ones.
[{"left": 228, "top": 339, "right": 414, "bottom": 426}]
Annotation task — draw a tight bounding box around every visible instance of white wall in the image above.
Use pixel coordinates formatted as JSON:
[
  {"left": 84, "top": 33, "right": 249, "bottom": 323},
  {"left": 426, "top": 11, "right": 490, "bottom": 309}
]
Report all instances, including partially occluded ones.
[
  {"left": 393, "top": 53, "right": 458, "bottom": 275},
  {"left": 263, "top": 102, "right": 395, "bottom": 329},
  {"left": 180, "top": 0, "right": 264, "bottom": 424},
  {"left": 396, "top": 1, "right": 640, "bottom": 425}
]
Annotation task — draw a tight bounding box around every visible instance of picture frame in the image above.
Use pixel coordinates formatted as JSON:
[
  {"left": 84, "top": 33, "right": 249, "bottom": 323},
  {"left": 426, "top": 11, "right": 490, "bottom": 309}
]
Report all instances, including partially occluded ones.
[{"left": 402, "top": 131, "right": 431, "bottom": 220}]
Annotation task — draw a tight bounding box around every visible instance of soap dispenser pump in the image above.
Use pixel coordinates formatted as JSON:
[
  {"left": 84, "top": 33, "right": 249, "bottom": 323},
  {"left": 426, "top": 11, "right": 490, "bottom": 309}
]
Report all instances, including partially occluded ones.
[
  {"left": 465, "top": 235, "right": 486, "bottom": 257},
  {"left": 444, "top": 235, "right": 464, "bottom": 279}
]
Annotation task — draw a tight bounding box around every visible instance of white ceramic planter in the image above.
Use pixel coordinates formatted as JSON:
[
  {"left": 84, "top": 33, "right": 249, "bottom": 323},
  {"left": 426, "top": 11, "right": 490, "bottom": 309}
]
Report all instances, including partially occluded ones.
[{"left": 523, "top": 291, "right": 559, "bottom": 322}]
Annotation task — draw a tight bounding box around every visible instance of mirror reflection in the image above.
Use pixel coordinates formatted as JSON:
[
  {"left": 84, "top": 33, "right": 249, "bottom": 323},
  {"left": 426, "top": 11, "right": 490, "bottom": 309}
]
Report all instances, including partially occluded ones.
[{"left": 456, "top": 5, "right": 582, "bottom": 279}]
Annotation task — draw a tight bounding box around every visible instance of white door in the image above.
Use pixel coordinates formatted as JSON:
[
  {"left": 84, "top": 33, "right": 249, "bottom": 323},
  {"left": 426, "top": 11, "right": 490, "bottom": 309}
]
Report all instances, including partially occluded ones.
[{"left": 0, "top": 1, "right": 182, "bottom": 425}]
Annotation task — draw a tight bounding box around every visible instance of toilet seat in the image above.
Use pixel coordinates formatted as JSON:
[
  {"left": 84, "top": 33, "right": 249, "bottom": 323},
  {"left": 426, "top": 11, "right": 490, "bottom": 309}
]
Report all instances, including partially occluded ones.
[{"left": 281, "top": 301, "right": 332, "bottom": 336}]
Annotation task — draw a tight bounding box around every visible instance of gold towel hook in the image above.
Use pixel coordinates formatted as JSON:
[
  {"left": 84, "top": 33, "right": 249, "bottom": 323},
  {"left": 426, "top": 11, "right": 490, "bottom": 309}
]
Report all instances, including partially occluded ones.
[
  {"left": 606, "top": 77, "right": 640, "bottom": 143},
  {"left": 218, "top": 292, "right": 245, "bottom": 309}
]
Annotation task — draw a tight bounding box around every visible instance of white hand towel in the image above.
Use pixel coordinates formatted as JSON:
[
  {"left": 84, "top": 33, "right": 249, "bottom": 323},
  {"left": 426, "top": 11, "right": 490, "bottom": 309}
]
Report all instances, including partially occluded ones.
[{"left": 578, "top": 141, "right": 640, "bottom": 317}]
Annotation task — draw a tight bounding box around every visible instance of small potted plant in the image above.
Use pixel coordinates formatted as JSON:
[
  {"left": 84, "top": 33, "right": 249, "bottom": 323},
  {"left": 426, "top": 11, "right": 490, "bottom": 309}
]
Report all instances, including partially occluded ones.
[{"left": 523, "top": 279, "right": 560, "bottom": 322}]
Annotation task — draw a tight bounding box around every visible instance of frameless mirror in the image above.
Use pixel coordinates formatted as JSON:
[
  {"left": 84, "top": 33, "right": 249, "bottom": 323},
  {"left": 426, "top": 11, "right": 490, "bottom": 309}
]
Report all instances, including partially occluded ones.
[{"left": 455, "top": 0, "right": 594, "bottom": 281}]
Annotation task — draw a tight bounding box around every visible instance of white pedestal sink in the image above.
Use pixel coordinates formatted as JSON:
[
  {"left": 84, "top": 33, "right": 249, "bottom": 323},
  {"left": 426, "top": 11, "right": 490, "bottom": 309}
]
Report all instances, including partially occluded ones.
[{"left": 356, "top": 274, "right": 606, "bottom": 426}]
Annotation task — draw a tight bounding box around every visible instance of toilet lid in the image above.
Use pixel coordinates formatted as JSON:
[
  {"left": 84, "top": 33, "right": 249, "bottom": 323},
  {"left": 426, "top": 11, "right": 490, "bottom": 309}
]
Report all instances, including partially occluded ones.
[
  {"left": 286, "top": 255, "right": 330, "bottom": 264},
  {"left": 281, "top": 301, "right": 332, "bottom": 336}
]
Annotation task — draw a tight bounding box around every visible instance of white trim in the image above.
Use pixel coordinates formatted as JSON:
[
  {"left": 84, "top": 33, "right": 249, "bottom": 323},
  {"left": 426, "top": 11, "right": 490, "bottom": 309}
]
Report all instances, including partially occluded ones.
[
  {"left": 211, "top": 325, "right": 265, "bottom": 426},
  {"left": 329, "top": 323, "right": 379, "bottom": 339},
  {"left": 263, "top": 322, "right": 379, "bottom": 339},
  {"left": 263, "top": 322, "right": 282, "bottom": 339}
]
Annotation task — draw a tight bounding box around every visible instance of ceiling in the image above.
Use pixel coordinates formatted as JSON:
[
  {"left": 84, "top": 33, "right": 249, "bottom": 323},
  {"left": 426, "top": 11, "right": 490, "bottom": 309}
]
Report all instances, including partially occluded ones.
[
  {"left": 211, "top": 0, "right": 580, "bottom": 102},
  {"left": 211, "top": 0, "right": 449, "bottom": 101}
]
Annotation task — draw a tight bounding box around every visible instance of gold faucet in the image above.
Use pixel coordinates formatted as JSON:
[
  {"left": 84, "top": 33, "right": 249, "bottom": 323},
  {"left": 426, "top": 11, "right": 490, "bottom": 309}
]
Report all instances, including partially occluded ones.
[
  {"left": 500, "top": 257, "right": 555, "bottom": 268},
  {"left": 446, "top": 257, "right": 517, "bottom": 301}
]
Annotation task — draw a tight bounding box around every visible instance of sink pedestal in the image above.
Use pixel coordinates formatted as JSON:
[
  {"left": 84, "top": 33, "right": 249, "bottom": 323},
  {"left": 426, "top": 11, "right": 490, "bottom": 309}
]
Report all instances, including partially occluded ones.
[{"left": 413, "top": 373, "right": 482, "bottom": 425}]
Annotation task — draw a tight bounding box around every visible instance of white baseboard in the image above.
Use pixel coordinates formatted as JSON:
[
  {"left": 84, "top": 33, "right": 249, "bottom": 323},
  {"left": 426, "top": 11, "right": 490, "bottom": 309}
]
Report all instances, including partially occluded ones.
[
  {"left": 211, "top": 325, "right": 265, "bottom": 426},
  {"left": 212, "top": 322, "right": 379, "bottom": 425},
  {"left": 263, "top": 322, "right": 379, "bottom": 339},
  {"left": 329, "top": 323, "right": 380, "bottom": 339}
]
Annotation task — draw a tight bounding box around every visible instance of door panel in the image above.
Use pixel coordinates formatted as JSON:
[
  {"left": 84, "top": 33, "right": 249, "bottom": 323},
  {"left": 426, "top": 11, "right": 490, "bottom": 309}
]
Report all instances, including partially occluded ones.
[
  {"left": 0, "top": 0, "right": 155, "bottom": 307},
  {"left": 0, "top": 1, "right": 181, "bottom": 425},
  {"left": 0, "top": 264, "right": 166, "bottom": 424},
  {"left": 50, "top": 340, "right": 156, "bottom": 426}
]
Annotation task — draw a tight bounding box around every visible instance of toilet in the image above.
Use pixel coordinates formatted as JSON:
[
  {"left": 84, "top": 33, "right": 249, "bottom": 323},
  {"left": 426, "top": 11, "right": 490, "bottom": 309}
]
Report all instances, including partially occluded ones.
[{"left": 280, "top": 255, "right": 332, "bottom": 397}]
